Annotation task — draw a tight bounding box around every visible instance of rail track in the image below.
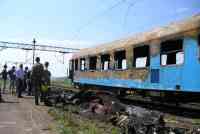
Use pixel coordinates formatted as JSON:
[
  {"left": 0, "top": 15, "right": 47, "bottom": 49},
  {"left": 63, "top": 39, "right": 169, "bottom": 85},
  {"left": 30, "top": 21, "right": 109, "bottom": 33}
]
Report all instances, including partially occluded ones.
[
  {"left": 50, "top": 84, "right": 200, "bottom": 119},
  {"left": 120, "top": 97, "right": 200, "bottom": 119}
]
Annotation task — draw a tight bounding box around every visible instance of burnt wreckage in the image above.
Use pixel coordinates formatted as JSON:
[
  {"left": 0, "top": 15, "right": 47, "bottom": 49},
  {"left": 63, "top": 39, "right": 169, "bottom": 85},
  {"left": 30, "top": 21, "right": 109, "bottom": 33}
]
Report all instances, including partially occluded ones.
[{"left": 69, "top": 14, "right": 200, "bottom": 102}]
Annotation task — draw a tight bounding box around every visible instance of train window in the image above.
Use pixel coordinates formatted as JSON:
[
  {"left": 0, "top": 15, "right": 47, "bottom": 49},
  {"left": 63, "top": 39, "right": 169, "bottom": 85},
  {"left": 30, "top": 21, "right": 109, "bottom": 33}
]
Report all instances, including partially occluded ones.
[
  {"left": 198, "top": 34, "right": 200, "bottom": 45},
  {"left": 80, "top": 58, "right": 86, "bottom": 71},
  {"left": 133, "top": 45, "right": 150, "bottom": 68},
  {"left": 160, "top": 39, "right": 184, "bottom": 66},
  {"left": 101, "top": 54, "right": 110, "bottom": 70},
  {"left": 114, "top": 50, "right": 126, "bottom": 70},
  {"left": 75, "top": 59, "right": 78, "bottom": 71},
  {"left": 89, "top": 56, "right": 97, "bottom": 70}
]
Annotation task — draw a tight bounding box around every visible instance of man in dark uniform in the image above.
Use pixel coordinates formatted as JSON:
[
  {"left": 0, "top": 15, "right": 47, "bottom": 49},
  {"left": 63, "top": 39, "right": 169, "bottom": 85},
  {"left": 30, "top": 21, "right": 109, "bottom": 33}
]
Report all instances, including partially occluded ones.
[
  {"left": 41, "top": 61, "right": 51, "bottom": 103},
  {"left": 24, "top": 66, "right": 29, "bottom": 92},
  {"left": 1, "top": 64, "right": 8, "bottom": 93},
  {"left": 31, "top": 57, "right": 44, "bottom": 105},
  {"left": 26, "top": 69, "right": 32, "bottom": 96},
  {"left": 8, "top": 66, "right": 16, "bottom": 94}
]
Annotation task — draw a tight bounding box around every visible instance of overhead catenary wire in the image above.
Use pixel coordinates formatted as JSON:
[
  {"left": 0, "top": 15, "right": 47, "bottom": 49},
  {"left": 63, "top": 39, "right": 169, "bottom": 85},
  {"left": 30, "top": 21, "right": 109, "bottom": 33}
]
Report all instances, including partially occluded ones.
[
  {"left": 0, "top": 40, "right": 80, "bottom": 53},
  {"left": 72, "top": 0, "right": 128, "bottom": 40},
  {"left": 122, "top": 0, "right": 144, "bottom": 32},
  {"left": 121, "top": 0, "right": 146, "bottom": 47}
]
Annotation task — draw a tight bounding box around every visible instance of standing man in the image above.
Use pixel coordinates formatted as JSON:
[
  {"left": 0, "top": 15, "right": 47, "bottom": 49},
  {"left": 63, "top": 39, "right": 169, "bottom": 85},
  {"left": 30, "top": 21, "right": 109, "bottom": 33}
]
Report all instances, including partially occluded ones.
[
  {"left": 41, "top": 61, "right": 51, "bottom": 103},
  {"left": 24, "top": 66, "right": 29, "bottom": 92},
  {"left": 1, "top": 64, "right": 8, "bottom": 93},
  {"left": 8, "top": 66, "right": 16, "bottom": 94},
  {"left": 16, "top": 64, "right": 25, "bottom": 98},
  {"left": 31, "top": 57, "right": 44, "bottom": 105},
  {"left": 26, "top": 69, "right": 32, "bottom": 96}
]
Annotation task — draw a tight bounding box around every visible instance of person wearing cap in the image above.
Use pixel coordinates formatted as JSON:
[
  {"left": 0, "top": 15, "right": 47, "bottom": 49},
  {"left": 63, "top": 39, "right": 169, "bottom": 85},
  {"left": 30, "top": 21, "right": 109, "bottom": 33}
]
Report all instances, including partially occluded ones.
[{"left": 31, "top": 57, "right": 44, "bottom": 105}]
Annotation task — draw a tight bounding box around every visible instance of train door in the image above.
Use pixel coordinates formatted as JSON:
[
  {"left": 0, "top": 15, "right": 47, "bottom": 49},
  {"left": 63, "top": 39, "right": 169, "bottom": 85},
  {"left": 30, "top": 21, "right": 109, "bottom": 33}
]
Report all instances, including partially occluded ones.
[{"left": 159, "top": 39, "right": 184, "bottom": 90}]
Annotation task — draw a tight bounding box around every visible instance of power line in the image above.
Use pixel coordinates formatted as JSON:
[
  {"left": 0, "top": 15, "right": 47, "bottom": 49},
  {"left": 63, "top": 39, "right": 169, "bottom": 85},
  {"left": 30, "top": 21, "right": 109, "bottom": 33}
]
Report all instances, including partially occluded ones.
[
  {"left": 72, "top": 0, "right": 128, "bottom": 40},
  {"left": 0, "top": 41, "right": 80, "bottom": 53},
  {"left": 123, "top": 1, "right": 137, "bottom": 30},
  {"left": 123, "top": 0, "right": 145, "bottom": 32}
]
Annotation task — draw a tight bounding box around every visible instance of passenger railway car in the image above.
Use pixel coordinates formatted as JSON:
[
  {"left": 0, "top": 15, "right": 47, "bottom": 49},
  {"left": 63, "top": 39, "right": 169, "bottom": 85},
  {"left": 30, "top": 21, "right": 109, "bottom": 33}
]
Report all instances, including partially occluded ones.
[{"left": 69, "top": 14, "right": 200, "bottom": 102}]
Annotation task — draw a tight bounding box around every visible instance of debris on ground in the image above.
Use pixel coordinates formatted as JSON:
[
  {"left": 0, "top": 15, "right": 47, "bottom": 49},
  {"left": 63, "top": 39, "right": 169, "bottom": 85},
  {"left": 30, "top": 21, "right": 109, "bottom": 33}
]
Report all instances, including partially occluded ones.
[{"left": 46, "top": 89, "right": 200, "bottom": 134}]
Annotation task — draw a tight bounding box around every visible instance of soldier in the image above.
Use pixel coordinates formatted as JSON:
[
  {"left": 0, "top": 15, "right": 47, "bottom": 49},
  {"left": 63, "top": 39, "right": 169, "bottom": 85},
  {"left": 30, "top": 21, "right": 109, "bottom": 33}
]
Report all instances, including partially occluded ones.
[
  {"left": 1, "top": 64, "right": 8, "bottom": 93},
  {"left": 24, "top": 66, "right": 29, "bottom": 92},
  {"left": 31, "top": 57, "right": 44, "bottom": 105},
  {"left": 43, "top": 62, "right": 51, "bottom": 86},
  {"left": 41, "top": 61, "right": 51, "bottom": 103},
  {"left": 26, "top": 69, "right": 32, "bottom": 96},
  {"left": 8, "top": 66, "right": 16, "bottom": 94}
]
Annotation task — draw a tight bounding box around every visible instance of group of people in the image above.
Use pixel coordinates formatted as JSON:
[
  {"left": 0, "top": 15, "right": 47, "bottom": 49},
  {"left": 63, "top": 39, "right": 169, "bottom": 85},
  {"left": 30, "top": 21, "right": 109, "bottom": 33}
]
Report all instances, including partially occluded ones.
[{"left": 0, "top": 57, "right": 51, "bottom": 105}]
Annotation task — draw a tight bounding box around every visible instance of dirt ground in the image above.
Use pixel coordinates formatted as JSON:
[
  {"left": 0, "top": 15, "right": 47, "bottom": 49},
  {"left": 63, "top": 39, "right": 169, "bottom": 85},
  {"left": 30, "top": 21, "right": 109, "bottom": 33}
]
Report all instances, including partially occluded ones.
[{"left": 0, "top": 92, "right": 56, "bottom": 134}]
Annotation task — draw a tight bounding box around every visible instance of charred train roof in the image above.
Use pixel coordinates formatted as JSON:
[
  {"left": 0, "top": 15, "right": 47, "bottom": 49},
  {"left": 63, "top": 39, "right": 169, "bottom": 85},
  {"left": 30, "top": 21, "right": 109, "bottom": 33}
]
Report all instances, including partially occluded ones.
[{"left": 72, "top": 14, "right": 200, "bottom": 59}]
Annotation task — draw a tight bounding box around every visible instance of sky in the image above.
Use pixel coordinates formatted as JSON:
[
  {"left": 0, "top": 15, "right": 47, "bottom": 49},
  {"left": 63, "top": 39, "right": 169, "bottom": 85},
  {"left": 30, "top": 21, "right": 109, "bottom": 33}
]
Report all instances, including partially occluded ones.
[{"left": 0, "top": 0, "right": 199, "bottom": 77}]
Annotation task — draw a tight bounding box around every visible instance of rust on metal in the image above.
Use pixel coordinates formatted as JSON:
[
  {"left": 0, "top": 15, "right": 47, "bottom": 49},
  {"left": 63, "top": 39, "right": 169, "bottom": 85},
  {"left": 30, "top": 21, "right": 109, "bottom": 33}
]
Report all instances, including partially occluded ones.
[{"left": 74, "top": 68, "right": 149, "bottom": 81}]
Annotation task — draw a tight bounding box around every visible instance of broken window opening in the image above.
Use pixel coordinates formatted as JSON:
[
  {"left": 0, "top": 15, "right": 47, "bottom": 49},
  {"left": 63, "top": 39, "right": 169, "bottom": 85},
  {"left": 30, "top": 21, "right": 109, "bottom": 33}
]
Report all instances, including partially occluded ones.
[
  {"left": 75, "top": 59, "right": 78, "bottom": 71},
  {"left": 101, "top": 54, "right": 110, "bottom": 70},
  {"left": 114, "top": 50, "right": 126, "bottom": 70},
  {"left": 133, "top": 45, "right": 150, "bottom": 68},
  {"left": 160, "top": 39, "right": 184, "bottom": 66},
  {"left": 80, "top": 58, "right": 86, "bottom": 71},
  {"left": 198, "top": 34, "right": 200, "bottom": 46},
  {"left": 89, "top": 56, "right": 97, "bottom": 70}
]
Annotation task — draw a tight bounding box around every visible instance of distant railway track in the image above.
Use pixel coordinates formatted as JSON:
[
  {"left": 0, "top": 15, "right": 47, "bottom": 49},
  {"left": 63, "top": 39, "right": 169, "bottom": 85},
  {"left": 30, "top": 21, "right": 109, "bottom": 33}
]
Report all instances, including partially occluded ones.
[{"left": 50, "top": 83, "right": 78, "bottom": 92}]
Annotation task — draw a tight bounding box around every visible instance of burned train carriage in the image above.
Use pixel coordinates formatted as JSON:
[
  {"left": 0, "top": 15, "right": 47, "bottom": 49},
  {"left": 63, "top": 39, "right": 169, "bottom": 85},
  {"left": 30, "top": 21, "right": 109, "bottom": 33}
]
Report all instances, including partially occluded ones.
[{"left": 69, "top": 14, "right": 200, "bottom": 100}]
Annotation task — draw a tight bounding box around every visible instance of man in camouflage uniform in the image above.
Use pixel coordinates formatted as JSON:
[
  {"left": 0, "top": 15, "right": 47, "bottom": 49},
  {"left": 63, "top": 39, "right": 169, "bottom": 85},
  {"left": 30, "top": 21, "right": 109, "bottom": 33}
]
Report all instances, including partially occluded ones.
[
  {"left": 31, "top": 57, "right": 44, "bottom": 105},
  {"left": 41, "top": 61, "right": 51, "bottom": 103},
  {"left": 1, "top": 64, "right": 8, "bottom": 93}
]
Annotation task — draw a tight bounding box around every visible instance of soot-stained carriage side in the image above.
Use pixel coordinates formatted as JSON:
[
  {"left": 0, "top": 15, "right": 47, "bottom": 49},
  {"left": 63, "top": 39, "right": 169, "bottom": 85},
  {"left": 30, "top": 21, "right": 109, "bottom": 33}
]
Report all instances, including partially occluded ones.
[{"left": 69, "top": 14, "right": 200, "bottom": 102}]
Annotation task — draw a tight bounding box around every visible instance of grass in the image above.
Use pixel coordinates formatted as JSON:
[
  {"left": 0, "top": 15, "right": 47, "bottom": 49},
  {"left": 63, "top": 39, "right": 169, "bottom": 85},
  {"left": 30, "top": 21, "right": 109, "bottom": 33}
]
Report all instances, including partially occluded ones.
[
  {"left": 191, "top": 119, "right": 200, "bottom": 125},
  {"left": 48, "top": 105, "right": 120, "bottom": 134},
  {"left": 49, "top": 78, "right": 120, "bottom": 134},
  {"left": 52, "top": 78, "right": 73, "bottom": 88}
]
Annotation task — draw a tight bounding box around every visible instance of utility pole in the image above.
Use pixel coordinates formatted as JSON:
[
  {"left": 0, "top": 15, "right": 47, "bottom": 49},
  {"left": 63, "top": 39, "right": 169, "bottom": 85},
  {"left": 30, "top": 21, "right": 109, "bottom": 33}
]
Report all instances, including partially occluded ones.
[{"left": 32, "top": 38, "right": 36, "bottom": 64}]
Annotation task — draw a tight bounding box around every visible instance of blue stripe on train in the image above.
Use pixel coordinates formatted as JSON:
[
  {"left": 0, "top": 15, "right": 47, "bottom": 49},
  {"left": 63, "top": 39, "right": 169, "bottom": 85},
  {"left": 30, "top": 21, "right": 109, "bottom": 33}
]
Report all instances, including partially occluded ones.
[{"left": 74, "top": 37, "right": 200, "bottom": 92}]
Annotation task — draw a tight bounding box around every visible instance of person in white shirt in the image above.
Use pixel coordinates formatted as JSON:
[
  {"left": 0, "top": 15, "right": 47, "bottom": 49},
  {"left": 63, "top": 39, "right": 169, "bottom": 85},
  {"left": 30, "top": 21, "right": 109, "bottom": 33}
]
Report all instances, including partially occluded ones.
[{"left": 16, "top": 64, "right": 25, "bottom": 98}]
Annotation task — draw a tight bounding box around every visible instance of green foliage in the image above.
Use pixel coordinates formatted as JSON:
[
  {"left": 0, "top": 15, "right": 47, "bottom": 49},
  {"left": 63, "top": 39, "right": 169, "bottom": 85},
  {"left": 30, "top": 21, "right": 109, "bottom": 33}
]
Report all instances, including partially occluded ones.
[
  {"left": 111, "top": 128, "right": 119, "bottom": 134},
  {"left": 52, "top": 77, "right": 72, "bottom": 88}
]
